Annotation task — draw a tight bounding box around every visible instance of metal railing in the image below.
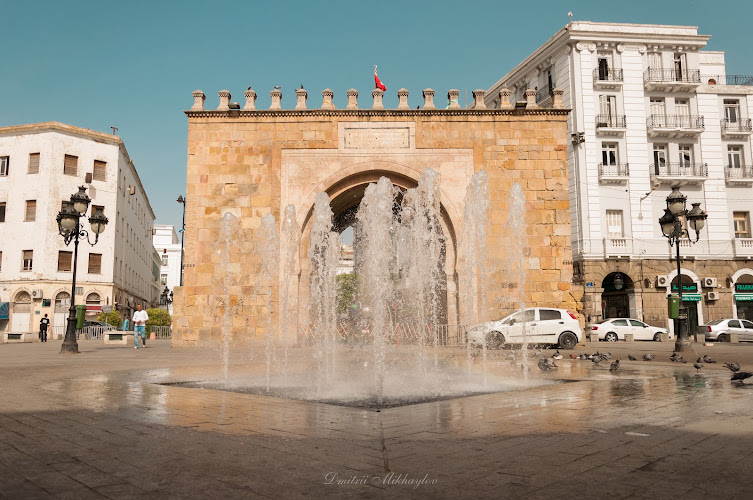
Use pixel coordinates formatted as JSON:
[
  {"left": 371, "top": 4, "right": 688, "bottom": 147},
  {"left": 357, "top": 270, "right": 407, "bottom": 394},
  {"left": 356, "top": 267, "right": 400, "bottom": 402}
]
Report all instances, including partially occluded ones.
[
  {"left": 651, "top": 162, "right": 708, "bottom": 178},
  {"left": 721, "top": 118, "right": 752, "bottom": 133},
  {"left": 535, "top": 84, "right": 553, "bottom": 104},
  {"left": 726, "top": 165, "right": 753, "bottom": 180},
  {"left": 595, "top": 114, "right": 627, "bottom": 128},
  {"left": 299, "top": 322, "right": 467, "bottom": 347},
  {"left": 593, "top": 68, "right": 624, "bottom": 83},
  {"left": 148, "top": 325, "right": 172, "bottom": 338},
  {"left": 702, "top": 74, "right": 753, "bottom": 86},
  {"left": 598, "top": 162, "right": 629, "bottom": 177},
  {"left": 646, "top": 114, "right": 704, "bottom": 130},
  {"left": 644, "top": 68, "right": 701, "bottom": 84}
]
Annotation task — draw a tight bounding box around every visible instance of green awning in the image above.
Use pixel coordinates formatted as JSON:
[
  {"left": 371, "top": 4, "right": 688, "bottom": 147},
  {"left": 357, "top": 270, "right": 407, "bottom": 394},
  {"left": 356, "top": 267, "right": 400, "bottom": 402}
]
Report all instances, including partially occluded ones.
[{"left": 735, "top": 294, "right": 753, "bottom": 302}]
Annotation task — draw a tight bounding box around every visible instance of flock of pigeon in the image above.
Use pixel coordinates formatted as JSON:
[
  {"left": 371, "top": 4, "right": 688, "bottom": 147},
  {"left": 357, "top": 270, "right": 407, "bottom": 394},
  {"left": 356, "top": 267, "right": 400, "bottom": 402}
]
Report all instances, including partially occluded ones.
[{"left": 537, "top": 350, "right": 753, "bottom": 385}]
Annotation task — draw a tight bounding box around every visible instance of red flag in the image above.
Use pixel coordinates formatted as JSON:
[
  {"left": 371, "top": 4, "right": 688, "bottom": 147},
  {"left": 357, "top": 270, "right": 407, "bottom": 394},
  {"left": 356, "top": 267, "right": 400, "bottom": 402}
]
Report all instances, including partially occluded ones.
[{"left": 374, "top": 66, "right": 386, "bottom": 91}]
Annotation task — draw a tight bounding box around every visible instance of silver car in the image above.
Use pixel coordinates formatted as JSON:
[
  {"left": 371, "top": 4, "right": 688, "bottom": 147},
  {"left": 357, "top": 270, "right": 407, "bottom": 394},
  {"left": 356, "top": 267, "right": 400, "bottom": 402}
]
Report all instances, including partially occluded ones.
[{"left": 700, "top": 319, "right": 753, "bottom": 342}]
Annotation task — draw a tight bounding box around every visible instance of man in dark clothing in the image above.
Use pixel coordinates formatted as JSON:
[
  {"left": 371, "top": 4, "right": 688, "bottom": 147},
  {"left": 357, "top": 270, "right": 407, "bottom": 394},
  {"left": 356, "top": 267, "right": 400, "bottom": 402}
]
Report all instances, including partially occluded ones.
[{"left": 39, "top": 314, "right": 50, "bottom": 342}]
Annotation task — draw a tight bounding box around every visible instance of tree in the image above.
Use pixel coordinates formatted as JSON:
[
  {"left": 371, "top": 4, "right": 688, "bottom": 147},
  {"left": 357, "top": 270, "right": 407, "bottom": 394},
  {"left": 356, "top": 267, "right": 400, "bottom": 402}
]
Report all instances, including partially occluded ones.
[
  {"left": 97, "top": 310, "right": 122, "bottom": 328},
  {"left": 146, "top": 308, "right": 172, "bottom": 329},
  {"left": 336, "top": 273, "right": 356, "bottom": 315}
]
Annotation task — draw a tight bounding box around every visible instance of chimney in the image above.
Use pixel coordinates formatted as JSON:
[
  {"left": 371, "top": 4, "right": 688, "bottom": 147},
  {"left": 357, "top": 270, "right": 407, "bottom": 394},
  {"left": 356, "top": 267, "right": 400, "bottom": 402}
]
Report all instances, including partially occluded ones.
[
  {"left": 552, "top": 87, "right": 564, "bottom": 109},
  {"left": 372, "top": 89, "right": 384, "bottom": 109},
  {"left": 499, "top": 88, "right": 513, "bottom": 110},
  {"left": 397, "top": 89, "right": 410, "bottom": 109},
  {"left": 447, "top": 89, "right": 461, "bottom": 109},
  {"left": 422, "top": 88, "right": 435, "bottom": 109},
  {"left": 191, "top": 90, "right": 206, "bottom": 111},
  {"left": 244, "top": 88, "right": 257, "bottom": 110},
  {"left": 346, "top": 89, "right": 358, "bottom": 109},
  {"left": 270, "top": 88, "right": 283, "bottom": 110},
  {"left": 472, "top": 89, "right": 486, "bottom": 109},
  {"left": 217, "top": 90, "right": 231, "bottom": 111},
  {"left": 525, "top": 88, "right": 538, "bottom": 109},
  {"left": 295, "top": 88, "right": 308, "bottom": 110},
  {"left": 321, "top": 89, "right": 334, "bottom": 109}
]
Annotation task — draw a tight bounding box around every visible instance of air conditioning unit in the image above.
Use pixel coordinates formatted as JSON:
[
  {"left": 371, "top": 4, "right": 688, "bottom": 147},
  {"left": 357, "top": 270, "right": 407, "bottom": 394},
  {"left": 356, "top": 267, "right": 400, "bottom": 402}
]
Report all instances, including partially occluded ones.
[
  {"left": 707, "top": 291, "right": 720, "bottom": 301},
  {"left": 656, "top": 275, "right": 669, "bottom": 288},
  {"left": 31, "top": 289, "right": 44, "bottom": 299},
  {"left": 703, "top": 277, "right": 718, "bottom": 288}
]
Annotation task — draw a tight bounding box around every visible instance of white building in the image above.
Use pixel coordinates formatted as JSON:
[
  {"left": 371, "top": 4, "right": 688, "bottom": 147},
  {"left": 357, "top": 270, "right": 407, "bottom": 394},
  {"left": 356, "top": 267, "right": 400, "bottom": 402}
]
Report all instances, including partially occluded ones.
[
  {"left": 481, "top": 22, "right": 753, "bottom": 332},
  {"left": 152, "top": 224, "right": 182, "bottom": 312},
  {"left": 0, "top": 122, "right": 157, "bottom": 336}
]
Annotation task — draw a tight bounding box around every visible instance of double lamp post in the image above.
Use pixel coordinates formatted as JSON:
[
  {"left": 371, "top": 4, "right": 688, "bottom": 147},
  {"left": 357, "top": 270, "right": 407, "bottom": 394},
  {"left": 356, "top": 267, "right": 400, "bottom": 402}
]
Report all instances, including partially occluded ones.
[
  {"left": 658, "top": 185, "right": 707, "bottom": 353},
  {"left": 57, "top": 186, "right": 108, "bottom": 354}
]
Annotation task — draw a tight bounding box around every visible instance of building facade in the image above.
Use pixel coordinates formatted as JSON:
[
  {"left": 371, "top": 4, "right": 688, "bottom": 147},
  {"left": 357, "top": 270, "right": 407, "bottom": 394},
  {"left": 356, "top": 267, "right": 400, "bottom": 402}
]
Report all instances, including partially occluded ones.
[
  {"left": 0, "top": 122, "right": 156, "bottom": 336},
  {"left": 481, "top": 22, "right": 753, "bottom": 332},
  {"left": 152, "top": 224, "right": 182, "bottom": 313}
]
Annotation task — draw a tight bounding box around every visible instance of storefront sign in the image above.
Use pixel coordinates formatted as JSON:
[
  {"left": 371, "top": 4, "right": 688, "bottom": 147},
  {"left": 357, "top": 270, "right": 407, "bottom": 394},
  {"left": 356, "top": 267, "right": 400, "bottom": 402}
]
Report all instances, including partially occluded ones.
[
  {"left": 671, "top": 283, "right": 698, "bottom": 293},
  {"left": 734, "top": 294, "right": 753, "bottom": 302},
  {"left": 735, "top": 283, "right": 753, "bottom": 293},
  {"left": 679, "top": 293, "right": 702, "bottom": 302}
]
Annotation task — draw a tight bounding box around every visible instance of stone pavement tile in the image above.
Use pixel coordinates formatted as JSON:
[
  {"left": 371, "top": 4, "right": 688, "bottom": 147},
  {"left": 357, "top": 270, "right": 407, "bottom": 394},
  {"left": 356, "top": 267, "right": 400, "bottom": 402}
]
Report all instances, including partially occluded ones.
[
  {"left": 21, "top": 470, "right": 95, "bottom": 497},
  {"left": 93, "top": 482, "right": 148, "bottom": 499},
  {"left": 49, "top": 460, "right": 124, "bottom": 489}
]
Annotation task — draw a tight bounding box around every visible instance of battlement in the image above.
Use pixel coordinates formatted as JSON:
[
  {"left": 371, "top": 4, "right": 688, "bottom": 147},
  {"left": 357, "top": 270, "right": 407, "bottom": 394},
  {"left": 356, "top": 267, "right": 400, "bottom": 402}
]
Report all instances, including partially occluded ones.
[{"left": 185, "top": 86, "right": 566, "bottom": 116}]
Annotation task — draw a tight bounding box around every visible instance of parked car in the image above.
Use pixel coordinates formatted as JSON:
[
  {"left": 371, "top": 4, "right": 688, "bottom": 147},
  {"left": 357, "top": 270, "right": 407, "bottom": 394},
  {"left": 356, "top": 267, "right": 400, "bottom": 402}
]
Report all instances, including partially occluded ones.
[
  {"left": 590, "top": 318, "right": 670, "bottom": 342},
  {"left": 467, "top": 308, "right": 582, "bottom": 350},
  {"left": 699, "top": 319, "right": 753, "bottom": 342}
]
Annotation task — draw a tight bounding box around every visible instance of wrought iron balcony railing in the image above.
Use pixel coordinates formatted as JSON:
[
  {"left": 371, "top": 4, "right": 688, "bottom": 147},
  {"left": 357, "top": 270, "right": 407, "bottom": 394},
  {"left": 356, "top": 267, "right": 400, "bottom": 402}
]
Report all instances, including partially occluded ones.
[
  {"left": 595, "top": 114, "right": 627, "bottom": 128},
  {"left": 651, "top": 162, "right": 708, "bottom": 178},
  {"left": 593, "top": 68, "right": 624, "bottom": 83},
  {"left": 726, "top": 165, "right": 753, "bottom": 180},
  {"left": 721, "top": 118, "right": 753, "bottom": 133},
  {"left": 646, "top": 114, "right": 704, "bottom": 130},
  {"left": 644, "top": 68, "right": 701, "bottom": 84},
  {"left": 702, "top": 74, "right": 753, "bottom": 86},
  {"left": 535, "top": 84, "right": 553, "bottom": 104},
  {"left": 598, "top": 163, "right": 629, "bottom": 177}
]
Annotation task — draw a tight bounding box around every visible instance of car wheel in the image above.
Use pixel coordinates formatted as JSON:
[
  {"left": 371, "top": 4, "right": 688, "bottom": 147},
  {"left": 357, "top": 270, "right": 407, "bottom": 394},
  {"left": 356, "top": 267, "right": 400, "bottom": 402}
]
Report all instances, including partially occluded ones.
[
  {"left": 558, "top": 332, "right": 578, "bottom": 349},
  {"left": 718, "top": 333, "right": 727, "bottom": 343},
  {"left": 605, "top": 332, "right": 618, "bottom": 342},
  {"left": 653, "top": 333, "right": 661, "bottom": 342},
  {"left": 487, "top": 332, "right": 505, "bottom": 350}
]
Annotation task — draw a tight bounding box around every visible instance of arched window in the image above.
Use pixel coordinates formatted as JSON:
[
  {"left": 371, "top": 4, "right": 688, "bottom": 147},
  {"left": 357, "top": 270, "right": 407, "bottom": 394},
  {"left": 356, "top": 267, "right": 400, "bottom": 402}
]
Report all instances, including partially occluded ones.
[
  {"left": 86, "top": 293, "right": 101, "bottom": 306},
  {"left": 55, "top": 291, "right": 71, "bottom": 312}
]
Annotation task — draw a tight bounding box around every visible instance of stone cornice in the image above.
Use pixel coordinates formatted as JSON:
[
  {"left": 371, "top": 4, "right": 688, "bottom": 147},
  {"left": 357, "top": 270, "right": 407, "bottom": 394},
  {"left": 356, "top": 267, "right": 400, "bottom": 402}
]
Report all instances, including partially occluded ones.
[
  {"left": 184, "top": 108, "right": 570, "bottom": 119},
  {"left": 0, "top": 121, "right": 122, "bottom": 144}
]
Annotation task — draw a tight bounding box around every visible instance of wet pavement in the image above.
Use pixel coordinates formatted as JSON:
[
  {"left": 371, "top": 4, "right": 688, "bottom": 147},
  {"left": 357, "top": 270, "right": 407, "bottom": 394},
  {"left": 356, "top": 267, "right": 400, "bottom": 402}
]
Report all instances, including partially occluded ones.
[{"left": 1, "top": 339, "right": 753, "bottom": 499}]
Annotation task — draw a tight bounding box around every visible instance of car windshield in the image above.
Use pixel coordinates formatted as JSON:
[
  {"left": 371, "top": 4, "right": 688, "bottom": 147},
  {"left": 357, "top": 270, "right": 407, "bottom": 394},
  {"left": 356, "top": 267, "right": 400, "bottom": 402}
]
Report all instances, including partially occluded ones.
[{"left": 504, "top": 310, "right": 535, "bottom": 324}]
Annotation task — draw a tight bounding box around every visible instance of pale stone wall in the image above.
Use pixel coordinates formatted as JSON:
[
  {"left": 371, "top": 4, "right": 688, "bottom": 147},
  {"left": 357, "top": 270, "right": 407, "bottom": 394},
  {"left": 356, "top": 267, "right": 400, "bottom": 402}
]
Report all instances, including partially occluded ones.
[{"left": 173, "top": 99, "right": 575, "bottom": 346}]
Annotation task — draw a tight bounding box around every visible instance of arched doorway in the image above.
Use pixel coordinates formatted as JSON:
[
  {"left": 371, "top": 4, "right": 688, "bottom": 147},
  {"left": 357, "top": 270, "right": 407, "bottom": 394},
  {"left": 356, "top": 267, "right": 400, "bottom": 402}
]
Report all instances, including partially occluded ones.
[
  {"left": 601, "top": 272, "right": 634, "bottom": 319},
  {"left": 11, "top": 291, "right": 32, "bottom": 333},
  {"left": 670, "top": 273, "right": 701, "bottom": 334},
  {"left": 732, "top": 270, "right": 753, "bottom": 320},
  {"left": 85, "top": 292, "right": 101, "bottom": 320},
  {"left": 54, "top": 291, "right": 71, "bottom": 335}
]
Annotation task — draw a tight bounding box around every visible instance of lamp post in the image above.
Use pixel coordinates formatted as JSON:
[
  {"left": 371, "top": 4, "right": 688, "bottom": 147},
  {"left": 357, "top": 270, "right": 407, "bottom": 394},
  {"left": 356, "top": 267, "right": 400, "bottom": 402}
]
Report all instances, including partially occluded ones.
[
  {"left": 658, "top": 186, "right": 707, "bottom": 352},
  {"left": 177, "top": 195, "right": 186, "bottom": 286},
  {"left": 57, "top": 186, "right": 109, "bottom": 354},
  {"left": 160, "top": 286, "right": 173, "bottom": 312}
]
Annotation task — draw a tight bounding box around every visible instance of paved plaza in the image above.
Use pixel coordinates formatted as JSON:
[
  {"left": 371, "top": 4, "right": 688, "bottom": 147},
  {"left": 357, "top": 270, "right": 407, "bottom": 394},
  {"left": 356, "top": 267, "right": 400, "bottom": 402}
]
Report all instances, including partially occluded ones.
[{"left": 1, "top": 340, "right": 753, "bottom": 499}]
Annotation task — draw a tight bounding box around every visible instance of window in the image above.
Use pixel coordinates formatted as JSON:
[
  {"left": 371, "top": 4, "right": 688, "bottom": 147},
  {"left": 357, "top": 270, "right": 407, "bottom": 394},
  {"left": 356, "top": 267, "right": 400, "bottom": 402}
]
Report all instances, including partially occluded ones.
[
  {"left": 58, "top": 251, "right": 72, "bottom": 272},
  {"left": 25, "top": 200, "right": 36, "bottom": 221},
  {"left": 63, "top": 155, "right": 78, "bottom": 176},
  {"left": 0, "top": 251, "right": 3, "bottom": 271},
  {"left": 650, "top": 98, "right": 665, "bottom": 125},
  {"left": 630, "top": 320, "right": 646, "bottom": 328},
  {"left": 729, "top": 320, "right": 741, "bottom": 328},
  {"left": 675, "top": 99, "right": 690, "bottom": 126},
  {"left": 648, "top": 52, "right": 662, "bottom": 70},
  {"left": 22, "top": 250, "right": 33, "bottom": 271},
  {"left": 734, "top": 212, "right": 751, "bottom": 238},
  {"left": 679, "top": 145, "right": 693, "bottom": 167},
  {"left": 161, "top": 255, "right": 169, "bottom": 266},
  {"left": 673, "top": 53, "right": 687, "bottom": 80},
  {"left": 725, "top": 99, "right": 740, "bottom": 123},
  {"left": 160, "top": 274, "right": 168, "bottom": 285},
  {"left": 0, "top": 202, "right": 5, "bottom": 222},
  {"left": 539, "top": 309, "right": 562, "bottom": 321},
  {"left": 728, "top": 146, "right": 743, "bottom": 168},
  {"left": 653, "top": 144, "right": 667, "bottom": 174},
  {"left": 613, "top": 319, "right": 629, "bottom": 326},
  {"left": 506, "top": 309, "right": 535, "bottom": 324},
  {"left": 743, "top": 320, "right": 753, "bottom": 330},
  {"left": 0, "top": 156, "right": 8, "bottom": 176},
  {"left": 28, "top": 153, "right": 40, "bottom": 174},
  {"left": 88, "top": 253, "right": 102, "bottom": 274},
  {"left": 597, "top": 53, "right": 612, "bottom": 80},
  {"left": 606, "top": 210, "right": 624, "bottom": 238},
  {"left": 93, "top": 160, "right": 107, "bottom": 181},
  {"left": 601, "top": 142, "right": 618, "bottom": 165},
  {"left": 599, "top": 95, "right": 617, "bottom": 123}
]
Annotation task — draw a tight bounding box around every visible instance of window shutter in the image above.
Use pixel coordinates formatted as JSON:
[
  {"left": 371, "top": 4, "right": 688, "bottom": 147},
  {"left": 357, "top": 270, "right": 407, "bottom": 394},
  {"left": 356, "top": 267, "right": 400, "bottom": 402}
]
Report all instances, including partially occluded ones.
[
  {"left": 88, "top": 253, "right": 102, "bottom": 274},
  {"left": 93, "top": 160, "right": 107, "bottom": 181},
  {"left": 58, "top": 251, "right": 72, "bottom": 272},
  {"left": 64, "top": 155, "right": 78, "bottom": 176},
  {"left": 25, "top": 200, "right": 36, "bottom": 221},
  {"left": 28, "top": 153, "right": 40, "bottom": 174}
]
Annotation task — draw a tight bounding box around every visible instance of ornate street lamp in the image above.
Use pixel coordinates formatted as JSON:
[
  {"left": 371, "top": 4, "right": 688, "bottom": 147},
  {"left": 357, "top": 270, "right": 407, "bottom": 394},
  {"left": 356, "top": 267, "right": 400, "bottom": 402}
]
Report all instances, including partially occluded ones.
[
  {"left": 160, "top": 286, "right": 173, "bottom": 311},
  {"left": 177, "top": 195, "right": 186, "bottom": 286},
  {"left": 57, "top": 186, "right": 109, "bottom": 353},
  {"left": 658, "top": 186, "right": 707, "bottom": 352}
]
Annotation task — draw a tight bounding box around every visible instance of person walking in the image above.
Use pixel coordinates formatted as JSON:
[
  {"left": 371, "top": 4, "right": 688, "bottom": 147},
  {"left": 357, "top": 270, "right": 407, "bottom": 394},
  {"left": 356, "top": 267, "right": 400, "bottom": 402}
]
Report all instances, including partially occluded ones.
[
  {"left": 132, "top": 304, "right": 149, "bottom": 349},
  {"left": 39, "top": 314, "right": 50, "bottom": 342}
]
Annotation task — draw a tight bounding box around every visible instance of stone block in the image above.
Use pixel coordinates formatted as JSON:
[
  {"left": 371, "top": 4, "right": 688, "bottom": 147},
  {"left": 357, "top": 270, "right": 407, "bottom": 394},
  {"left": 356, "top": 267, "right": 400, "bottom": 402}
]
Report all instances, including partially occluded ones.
[
  {"left": 625, "top": 334, "right": 634, "bottom": 342},
  {"left": 104, "top": 332, "right": 134, "bottom": 345},
  {"left": 589, "top": 333, "right": 600, "bottom": 342},
  {"left": 3, "top": 332, "right": 37, "bottom": 343},
  {"left": 658, "top": 333, "right": 669, "bottom": 342},
  {"left": 728, "top": 333, "right": 739, "bottom": 343}
]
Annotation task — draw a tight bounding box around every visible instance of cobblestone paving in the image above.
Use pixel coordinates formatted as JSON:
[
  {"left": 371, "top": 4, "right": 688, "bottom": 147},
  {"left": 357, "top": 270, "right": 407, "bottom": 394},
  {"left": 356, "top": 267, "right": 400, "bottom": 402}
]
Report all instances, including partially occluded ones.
[{"left": 1, "top": 339, "right": 753, "bottom": 499}]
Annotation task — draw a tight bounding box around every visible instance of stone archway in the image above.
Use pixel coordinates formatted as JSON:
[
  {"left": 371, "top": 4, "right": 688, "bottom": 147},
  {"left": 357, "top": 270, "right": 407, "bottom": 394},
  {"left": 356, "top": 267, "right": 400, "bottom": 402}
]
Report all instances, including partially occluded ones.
[
  {"left": 11, "top": 290, "right": 32, "bottom": 333},
  {"left": 666, "top": 269, "right": 703, "bottom": 335},
  {"left": 601, "top": 272, "right": 635, "bottom": 319}
]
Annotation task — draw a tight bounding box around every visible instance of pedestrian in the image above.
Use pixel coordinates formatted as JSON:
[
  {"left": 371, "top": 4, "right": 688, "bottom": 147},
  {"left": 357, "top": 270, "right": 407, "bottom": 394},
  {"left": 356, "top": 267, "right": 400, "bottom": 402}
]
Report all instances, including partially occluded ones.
[
  {"left": 39, "top": 314, "right": 50, "bottom": 342},
  {"left": 132, "top": 304, "right": 149, "bottom": 349}
]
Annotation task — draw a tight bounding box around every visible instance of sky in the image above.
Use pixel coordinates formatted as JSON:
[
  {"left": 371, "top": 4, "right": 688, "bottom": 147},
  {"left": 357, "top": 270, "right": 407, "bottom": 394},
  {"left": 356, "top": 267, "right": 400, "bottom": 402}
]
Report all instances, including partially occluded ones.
[{"left": 2, "top": 0, "right": 752, "bottom": 231}]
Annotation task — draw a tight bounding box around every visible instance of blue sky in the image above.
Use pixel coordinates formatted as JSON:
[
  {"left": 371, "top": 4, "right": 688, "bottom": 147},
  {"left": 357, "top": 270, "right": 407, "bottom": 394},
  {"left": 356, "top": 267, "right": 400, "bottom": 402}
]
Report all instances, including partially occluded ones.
[{"left": 2, "top": 0, "right": 752, "bottom": 230}]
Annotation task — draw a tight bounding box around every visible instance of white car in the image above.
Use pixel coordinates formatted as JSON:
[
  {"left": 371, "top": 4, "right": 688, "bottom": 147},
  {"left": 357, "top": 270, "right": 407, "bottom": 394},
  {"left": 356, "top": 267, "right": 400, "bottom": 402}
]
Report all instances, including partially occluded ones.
[
  {"left": 467, "top": 308, "right": 583, "bottom": 350},
  {"left": 589, "top": 318, "right": 670, "bottom": 342},
  {"left": 700, "top": 319, "right": 753, "bottom": 342}
]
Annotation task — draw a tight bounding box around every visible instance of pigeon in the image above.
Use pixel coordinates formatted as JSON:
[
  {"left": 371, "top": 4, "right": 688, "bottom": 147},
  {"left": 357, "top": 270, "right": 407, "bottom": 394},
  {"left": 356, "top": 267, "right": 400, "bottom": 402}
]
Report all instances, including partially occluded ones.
[
  {"left": 609, "top": 359, "right": 620, "bottom": 372},
  {"left": 591, "top": 355, "right": 602, "bottom": 364},
  {"left": 696, "top": 357, "right": 703, "bottom": 363},
  {"left": 702, "top": 355, "right": 716, "bottom": 364},
  {"left": 693, "top": 362, "right": 703, "bottom": 372},
  {"left": 538, "top": 357, "right": 557, "bottom": 371},
  {"left": 579, "top": 354, "right": 589, "bottom": 360},
  {"left": 552, "top": 350, "right": 563, "bottom": 360},
  {"left": 603, "top": 352, "right": 613, "bottom": 360},
  {"left": 643, "top": 354, "right": 654, "bottom": 361},
  {"left": 731, "top": 372, "right": 753, "bottom": 385},
  {"left": 570, "top": 353, "right": 578, "bottom": 359},
  {"left": 670, "top": 353, "right": 687, "bottom": 363},
  {"left": 273, "top": 85, "right": 281, "bottom": 90},
  {"left": 628, "top": 354, "right": 637, "bottom": 361},
  {"left": 724, "top": 362, "right": 741, "bottom": 373}
]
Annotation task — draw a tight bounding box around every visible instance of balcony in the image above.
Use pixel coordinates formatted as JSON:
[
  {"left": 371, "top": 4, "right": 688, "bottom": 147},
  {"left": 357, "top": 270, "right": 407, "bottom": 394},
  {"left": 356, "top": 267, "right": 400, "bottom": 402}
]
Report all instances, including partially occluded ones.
[
  {"left": 644, "top": 68, "right": 701, "bottom": 91},
  {"left": 650, "top": 162, "right": 708, "bottom": 185},
  {"left": 595, "top": 114, "right": 627, "bottom": 135},
  {"left": 646, "top": 114, "right": 704, "bottom": 138},
  {"left": 725, "top": 165, "right": 753, "bottom": 185},
  {"left": 721, "top": 118, "right": 752, "bottom": 138},
  {"left": 593, "top": 68, "right": 624, "bottom": 89},
  {"left": 598, "top": 162, "right": 629, "bottom": 184},
  {"left": 701, "top": 74, "right": 753, "bottom": 86},
  {"left": 734, "top": 238, "right": 753, "bottom": 259},
  {"left": 603, "top": 237, "right": 633, "bottom": 259},
  {"left": 535, "top": 84, "right": 553, "bottom": 106}
]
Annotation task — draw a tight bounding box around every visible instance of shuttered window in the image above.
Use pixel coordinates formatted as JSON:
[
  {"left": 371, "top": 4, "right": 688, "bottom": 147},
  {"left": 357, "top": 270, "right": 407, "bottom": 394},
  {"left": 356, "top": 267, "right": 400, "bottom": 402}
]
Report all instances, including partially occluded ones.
[
  {"left": 0, "top": 251, "right": 3, "bottom": 271},
  {"left": 28, "top": 153, "right": 40, "bottom": 174},
  {"left": 88, "top": 253, "right": 102, "bottom": 274},
  {"left": 0, "top": 156, "right": 8, "bottom": 176},
  {"left": 22, "top": 250, "right": 33, "bottom": 271},
  {"left": 606, "top": 210, "right": 624, "bottom": 238},
  {"left": 25, "top": 200, "right": 36, "bottom": 221},
  {"left": 63, "top": 155, "right": 78, "bottom": 176},
  {"left": 0, "top": 202, "right": 5, "bottom": 223},
  {"left": 93, "top": 160, "right": 107, "bottom": 181},
  {"left": 58, "top": 251, "right": 72, "bottom": 272}
]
